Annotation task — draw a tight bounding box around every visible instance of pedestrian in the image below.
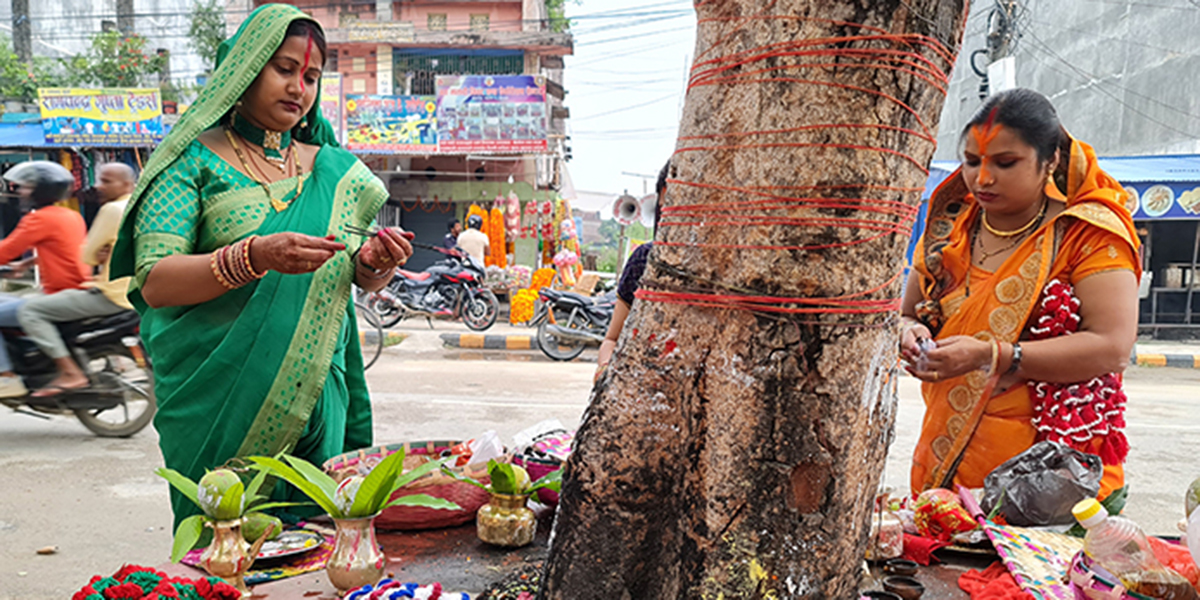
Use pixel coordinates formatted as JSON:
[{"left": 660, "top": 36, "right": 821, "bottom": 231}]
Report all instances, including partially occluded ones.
[
  {"left": 444, "top": 218, "right": 462, "bottom": 250},
  {"left": 900, "top": 88, "right": 1138, "bottom": 499},
  {"left": 0, "top": 161, "right": 91, "bottom": 398},
  {"left": 17, "top": 163, "right": 137, "bottom": 397},
  {"left": 110, "top": 4, "right": 413, "bottom": 526},
  {"left": 596, "top": 161, "right": 668, "bottom": 380},
  {"left": 457, "top": 214, "right": 489, "bottom": 264}
]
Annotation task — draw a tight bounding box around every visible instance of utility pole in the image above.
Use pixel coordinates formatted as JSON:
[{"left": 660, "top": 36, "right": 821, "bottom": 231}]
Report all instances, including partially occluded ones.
[
  {"left": 117, "top": 0, "right": 134, "bottom": 34},
  {"left": 11, "top": 0, "right": 31, "bottom": 64},
  {"left": 984, "top": 0, "right": 1021, "bottom": 95}
]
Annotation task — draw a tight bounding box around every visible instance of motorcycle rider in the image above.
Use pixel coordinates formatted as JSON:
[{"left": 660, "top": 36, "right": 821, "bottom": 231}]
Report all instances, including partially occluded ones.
[
  {"left": 443, "top": 218, "right": 462, "bottom": 250},
  {"left": 456, "top": 214, "right": 489, "bottom": 264},
  {"left": 18, "top": 163, "right": 135, "bottom": 397},
  {"left": 0, "top": 161, "right": 91, "bottom": 397}
]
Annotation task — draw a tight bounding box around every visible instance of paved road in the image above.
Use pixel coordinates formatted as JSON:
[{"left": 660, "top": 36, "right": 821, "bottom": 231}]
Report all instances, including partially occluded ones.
[{"left": 1, "top": 323, "right": 1196, "bottom": 598}]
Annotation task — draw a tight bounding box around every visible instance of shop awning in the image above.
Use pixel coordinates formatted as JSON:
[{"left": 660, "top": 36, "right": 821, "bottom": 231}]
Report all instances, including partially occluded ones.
[{"left": 0, "top": 122, "right": 49, "bottom": 149}]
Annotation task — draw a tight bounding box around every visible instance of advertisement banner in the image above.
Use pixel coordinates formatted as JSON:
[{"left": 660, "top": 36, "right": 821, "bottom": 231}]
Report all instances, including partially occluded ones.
[
  {"left": 1124, "top": 183, "right": 1200, "bottom": 220},
  {"left": 344, "top": 94, "right": 438, "bottom": 153},
  {"left": 37, "top": 88, "right": 163, "bottom": 146},
  {"left": 320, "top": 73, "right": 344, "bottom": 144},
  {"left": 435, "top": 75, "right": 548, "bottom": 154}
]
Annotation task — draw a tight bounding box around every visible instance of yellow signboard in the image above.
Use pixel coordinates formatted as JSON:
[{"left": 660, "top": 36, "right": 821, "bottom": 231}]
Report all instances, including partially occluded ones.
[{"left": 37, "top": 88, "right": 163, "bottom": 146}]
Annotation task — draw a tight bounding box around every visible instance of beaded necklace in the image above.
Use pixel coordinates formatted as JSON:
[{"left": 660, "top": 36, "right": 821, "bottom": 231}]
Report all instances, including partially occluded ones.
[
  {"left": 224, "top": 126, "right": 303, "bottom": 212},
  {"left": 230, "top": 111, "right": 290, "bottom": 169}
]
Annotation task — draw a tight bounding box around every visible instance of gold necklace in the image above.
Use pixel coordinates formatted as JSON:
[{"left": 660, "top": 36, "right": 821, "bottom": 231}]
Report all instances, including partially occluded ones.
[
  {"left": 982, "top": 199, "right": 1048, "bottom": 238},
  {"left": 966, "top": 209, "right": 1045, "bottom": 297},
  {"left": 225, "top": 127, "right": 303, "bottom": 212}
]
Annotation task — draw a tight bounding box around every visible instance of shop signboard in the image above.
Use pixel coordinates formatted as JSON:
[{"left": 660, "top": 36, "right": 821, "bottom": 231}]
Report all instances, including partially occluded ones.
[
  {"left": 320, "top": 73, "right": 344, "bottom": 144},
  {"left": 435, "top": 75, "right": 548, "bottom": 154},
  {"left": 1124, "top": 183, "right": 1200, "bottom": 220},
  {"left": 36, "top": 88, "right": 163, "bottom": 146},
  {"left": 344, "top": 94, "right": 438, "bottom": 153}
]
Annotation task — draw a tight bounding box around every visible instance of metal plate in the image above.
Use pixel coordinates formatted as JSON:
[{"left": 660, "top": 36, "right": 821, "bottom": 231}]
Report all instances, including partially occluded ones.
[{"left": 256, "top": 530, "right": 324, "bottom": 561}]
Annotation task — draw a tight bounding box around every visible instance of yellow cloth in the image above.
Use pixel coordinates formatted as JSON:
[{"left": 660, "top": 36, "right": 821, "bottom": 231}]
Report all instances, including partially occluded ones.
[{"left": 82, "top": 195, "right": 133, "bottom": 310}]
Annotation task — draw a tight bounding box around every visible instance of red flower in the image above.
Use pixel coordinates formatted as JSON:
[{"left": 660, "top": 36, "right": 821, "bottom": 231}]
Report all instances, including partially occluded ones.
[
  {"left": 102, "top": 582, "right": 145, "bottom": 599},
  {"left": 113, "top": 565, "right": 155, "bottom": 581}
]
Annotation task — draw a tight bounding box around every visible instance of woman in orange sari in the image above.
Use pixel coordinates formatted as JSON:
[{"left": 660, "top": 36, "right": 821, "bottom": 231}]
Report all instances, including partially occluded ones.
[{"left": 901, "top": 89, "right": 1139, "bottom": 499}]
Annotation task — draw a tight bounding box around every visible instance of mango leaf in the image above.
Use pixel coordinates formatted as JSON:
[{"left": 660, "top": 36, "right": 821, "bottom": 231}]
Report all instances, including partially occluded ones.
[
  {"left": 282, "top": 455, "right": 338, "bottom": 500},
  {"left": 525, "top": 468, "right": 562, "bottom": 494},
  {"left": 488, "top": 460, "right": 517, "bottom": 495},
  {"left": 244, "top": 468, "right": 270, "bottom": 506},
  {"left": 246, "top": 501, "right": 308, "bottom": 512},
  {"left": 155, "top": 467, "right": 201, "bottom": 509},
  {"left": 389, "top": 456, "right": 456, "bottom": 496},
  {"left": 439, "top": 465, "right": 489, "bottom": 491},
  {"left": 170, "top": 514, "right": 207, "bottom": 563},
  {"left": 383, "top": 493, "right": 461, "bottom": 511},
  {"left": 247, "top": 456, "right": 340, "bottom": 517},
  {"left": 351, "top": 448, "right": 407, "bottom": 519}
]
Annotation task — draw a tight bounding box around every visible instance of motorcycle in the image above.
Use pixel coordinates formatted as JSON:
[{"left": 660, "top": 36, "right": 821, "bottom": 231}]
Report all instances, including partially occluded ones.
[
  {"left": 364, "top": 245, "right": 499, "bottom": 332},
  {"left": 1, "top": 310, "right": 156, "bottom": 437},
  {"left": 536, "top": 288, "right": 617, "bottom": 361}
]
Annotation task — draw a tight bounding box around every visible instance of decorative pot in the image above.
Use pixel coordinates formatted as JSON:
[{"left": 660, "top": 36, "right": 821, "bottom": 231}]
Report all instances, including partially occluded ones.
[
  {"left": 200, "top": 518, "right": 252, "bottom": 598},
  {"left": 477, "top": 493, "right": 535, "bottom": 547},
  {"left": 326, "top": 516, "right": 386, "bottom": 593}
]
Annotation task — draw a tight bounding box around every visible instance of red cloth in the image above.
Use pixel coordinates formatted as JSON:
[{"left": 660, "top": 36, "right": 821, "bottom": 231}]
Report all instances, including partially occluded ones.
[
  {"left": 902, "top": 533, "right": 949, "bottom": 566},
  {"left": 958, "top": 561, "right": 1036, "bottom": 600},
  {"left": 0, "top": 205, "right": 89, "bottom": 293}
]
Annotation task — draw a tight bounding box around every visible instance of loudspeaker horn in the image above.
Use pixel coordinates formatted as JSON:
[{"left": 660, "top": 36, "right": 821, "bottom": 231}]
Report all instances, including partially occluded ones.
[{"left": 613, "top": 192, "right": 640, "bottom": 226}]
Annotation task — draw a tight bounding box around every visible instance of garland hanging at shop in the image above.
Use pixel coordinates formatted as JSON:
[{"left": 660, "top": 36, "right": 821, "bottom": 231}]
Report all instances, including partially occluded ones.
[{"left": 488, "top": 206, "right": 507, "bottom": 268}]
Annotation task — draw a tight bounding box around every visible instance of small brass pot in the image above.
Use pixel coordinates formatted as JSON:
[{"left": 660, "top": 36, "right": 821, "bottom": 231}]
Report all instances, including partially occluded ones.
[
  {"left": 477, "top": 493, "right": 535, "bottom": 547},
  {"left": 200, "top": 518, "right": 252, "bottom": 598},
  {"left": 326, "top": 516, "right": 386, "bottom": 593}
]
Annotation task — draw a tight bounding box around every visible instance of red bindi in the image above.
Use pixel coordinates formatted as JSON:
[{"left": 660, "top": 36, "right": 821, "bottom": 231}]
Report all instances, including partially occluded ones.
[{"left": 970, "top": 107, "right": 1002, "bottom": 187}]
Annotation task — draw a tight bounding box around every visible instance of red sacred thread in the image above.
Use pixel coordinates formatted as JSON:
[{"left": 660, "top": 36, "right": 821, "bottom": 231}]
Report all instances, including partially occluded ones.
[{"left": 636, "top": 5, "right": 959, "bottom": 321}]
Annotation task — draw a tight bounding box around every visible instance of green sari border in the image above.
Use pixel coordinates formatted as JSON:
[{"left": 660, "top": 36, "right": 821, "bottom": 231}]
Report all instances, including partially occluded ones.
[{"left": 237, "top": 160, "right": 387, "bottom": 457}]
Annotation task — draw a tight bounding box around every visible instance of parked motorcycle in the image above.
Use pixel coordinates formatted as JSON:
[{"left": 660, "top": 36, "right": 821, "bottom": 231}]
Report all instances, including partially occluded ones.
[
  {"left": 0, "top": 310, "right": 156, "bottom": 437},
  {"left": 364, "top": 245, "right": 499, "bottom": 331},
  {"left": 536, "top": 288, "right": 617, "bottom": 361}
]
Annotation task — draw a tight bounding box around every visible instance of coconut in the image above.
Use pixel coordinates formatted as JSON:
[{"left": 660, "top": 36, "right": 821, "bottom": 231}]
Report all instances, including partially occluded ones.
[
  {"left": 198, "top": 469, "right": 245, "bottom": 521},
  {"left": 335, "top": 476, "right": 365, "bottom": 516}
]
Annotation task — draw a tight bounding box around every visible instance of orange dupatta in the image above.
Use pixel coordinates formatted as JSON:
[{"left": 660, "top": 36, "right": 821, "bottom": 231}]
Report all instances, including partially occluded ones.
[{"left": 910, "top": 132, "right": 1140, "bottom": 493}]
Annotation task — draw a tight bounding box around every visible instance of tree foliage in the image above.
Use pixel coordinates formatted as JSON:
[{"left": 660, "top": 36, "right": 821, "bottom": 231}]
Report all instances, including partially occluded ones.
[
  {"left": 0, "top": 35, "right": 69, "bottom": 103},
  {"left": 188, "top": 0, "right": 226, "bottom": 70},
  {"left": 546, "top": 0, "right": 581, "bottom": 33},
  {"left": 66, "top": 31, "right": 167, "bottom": 88}
]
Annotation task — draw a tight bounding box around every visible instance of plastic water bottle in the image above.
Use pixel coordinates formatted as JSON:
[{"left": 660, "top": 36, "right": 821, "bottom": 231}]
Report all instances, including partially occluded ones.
[{"left": 1073, "top": 499, "right": 1199, "bottom": 600}]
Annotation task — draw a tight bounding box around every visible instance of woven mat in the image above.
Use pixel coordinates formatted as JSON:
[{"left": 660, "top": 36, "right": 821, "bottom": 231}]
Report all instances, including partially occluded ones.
[
  {"left": 986, "top": 524, "right": 1083, "bottom": 600},
  {"left": 182, "top": 534, "right": 334, "bottom": 585}
]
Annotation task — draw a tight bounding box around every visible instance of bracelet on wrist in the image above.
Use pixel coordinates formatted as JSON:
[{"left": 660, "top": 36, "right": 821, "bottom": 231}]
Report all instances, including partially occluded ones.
[{"left": 1005, "top": 342, "right": 1023, "bottom": 376}]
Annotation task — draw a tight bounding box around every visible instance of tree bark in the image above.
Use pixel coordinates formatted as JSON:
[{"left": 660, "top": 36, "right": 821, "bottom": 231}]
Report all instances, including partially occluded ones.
[{"left": 540, "top": 1, "right": 967, "bottom": 598}]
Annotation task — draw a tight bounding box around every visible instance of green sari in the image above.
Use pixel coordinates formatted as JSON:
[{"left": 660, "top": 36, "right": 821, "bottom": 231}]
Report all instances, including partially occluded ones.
[{"left": 110, "top": 5, "right": 386, "bottom": 524}]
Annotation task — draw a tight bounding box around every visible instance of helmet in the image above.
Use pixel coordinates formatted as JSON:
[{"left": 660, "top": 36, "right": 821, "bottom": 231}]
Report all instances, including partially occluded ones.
[
  {"left": 3, "top": 161, "right": 74, "bottom": 206},
  {"left": 467, "top": 214, "right": 484, "bottom": 230}
]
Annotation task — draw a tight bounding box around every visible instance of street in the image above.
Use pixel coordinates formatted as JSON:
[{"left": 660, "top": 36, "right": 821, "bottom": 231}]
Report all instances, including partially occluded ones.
[{"left": 1, "top": 321, "right": 1198, "bottom": 599}]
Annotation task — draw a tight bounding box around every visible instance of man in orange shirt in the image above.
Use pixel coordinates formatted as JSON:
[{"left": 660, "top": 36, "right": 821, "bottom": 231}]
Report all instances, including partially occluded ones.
[{"left": 0, "top": 162, "right": 89, "bottom": 397}]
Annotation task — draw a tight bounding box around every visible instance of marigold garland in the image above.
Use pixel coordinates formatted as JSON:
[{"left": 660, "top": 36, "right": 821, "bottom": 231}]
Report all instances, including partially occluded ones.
[
  {"left": 530, "top": 268, "right": 556, "bottom": 291},
  {"left": 509, "top": 288, "right": 539, "bottom": 324},
  {"left": 488, "top": 207, "right": 507, "bottom": 268}
]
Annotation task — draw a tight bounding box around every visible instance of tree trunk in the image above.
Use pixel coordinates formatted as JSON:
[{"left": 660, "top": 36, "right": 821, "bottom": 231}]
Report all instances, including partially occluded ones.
[{"left": 540, "top": 1, "right": 967, "bottom": 598}]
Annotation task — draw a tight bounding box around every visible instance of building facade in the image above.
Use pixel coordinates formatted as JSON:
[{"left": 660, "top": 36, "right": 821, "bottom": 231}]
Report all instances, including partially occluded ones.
[
  {"left": 933, "top": 0, "right": 1200, "bottom": 161},
  {"left": 229, "top": 0, "right": 573, "bottom": 270}
]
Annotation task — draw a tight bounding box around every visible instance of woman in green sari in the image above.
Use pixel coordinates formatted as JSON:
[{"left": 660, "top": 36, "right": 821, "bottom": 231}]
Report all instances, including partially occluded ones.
[{"left": 111, "top": 4, "right": 411, "bottom": 525}]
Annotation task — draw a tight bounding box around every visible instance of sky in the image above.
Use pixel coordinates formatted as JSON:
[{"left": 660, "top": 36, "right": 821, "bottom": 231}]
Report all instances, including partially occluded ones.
[{"left": 561, "top": 0, "right": 697, "bottom": 196}]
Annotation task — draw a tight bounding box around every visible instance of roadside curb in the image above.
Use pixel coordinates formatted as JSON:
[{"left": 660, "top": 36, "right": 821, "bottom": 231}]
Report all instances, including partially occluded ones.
[
  {"left": 1131, "top": 353, "right": 1200, "bottom": 369},
  {"left": 440, "top": 332, "right": 541, "bottom": 351},
  {"left": 361, "top": 331, "right": 408, "bottom": 347}
]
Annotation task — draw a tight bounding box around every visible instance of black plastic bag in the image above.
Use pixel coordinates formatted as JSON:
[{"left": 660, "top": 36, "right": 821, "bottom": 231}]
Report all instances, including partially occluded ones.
[{"left": 980, "top": 441, "right": 1103, "bottom": 526}]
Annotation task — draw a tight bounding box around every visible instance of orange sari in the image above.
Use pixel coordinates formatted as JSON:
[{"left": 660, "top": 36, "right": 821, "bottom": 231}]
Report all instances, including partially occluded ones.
[{"left": 910, "top": 133, "right": 1140, "bottom": 496}]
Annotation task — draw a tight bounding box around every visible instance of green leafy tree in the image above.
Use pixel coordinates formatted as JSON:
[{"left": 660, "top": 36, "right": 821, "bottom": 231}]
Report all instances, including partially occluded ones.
[
  {"left": 68, "top": 31, "right": 167, "bottom": 88},
  {"left": 188, "top": 0, "right": 226, "bottom": 70},
  {"left": 0, "top": 34, "right": 69, "bottom": 103},
  {"left": 546, "top": 0, "right": 581, "bottom": 33}
]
